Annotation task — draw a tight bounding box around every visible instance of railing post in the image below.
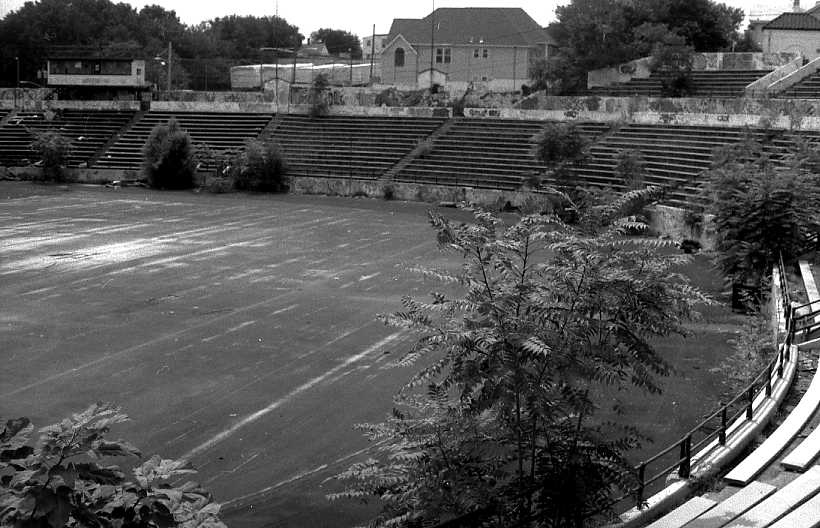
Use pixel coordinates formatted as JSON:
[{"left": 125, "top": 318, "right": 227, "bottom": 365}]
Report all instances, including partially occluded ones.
[
  {"left": 719, "top": 406, "right": 727, "bottom": 445},
  {"left": 747, "top": 385, "right": 755, "bottom": 419},
  {"left": 766, "top": 364, "right": 773, "bottom": 397},
  {"left": 637, "top": 463, "right": 646, "bottom": 509},
  {"left": 678, "top": 435, "right": 692, "bottom": 478}
]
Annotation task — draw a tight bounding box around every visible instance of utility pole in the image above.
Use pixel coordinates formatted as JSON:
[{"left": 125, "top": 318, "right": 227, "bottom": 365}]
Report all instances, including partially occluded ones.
[
  {"left": 15, "top": 56, "right": 20, "bottom": 88},
  {"left": 369, "top": 25, "right": 375, "bottom": 80},
  {"left": 349, "top": 48, "right": 353, "bottom": 85},
  {"left": 167, "top": 42, "right": 172, "bottom": 94},
  {"left": 430, "top": 1, "right": 435, "bottom": 89}
]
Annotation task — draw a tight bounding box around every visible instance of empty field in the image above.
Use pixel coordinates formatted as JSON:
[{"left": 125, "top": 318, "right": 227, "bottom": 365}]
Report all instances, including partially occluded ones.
[{"left": 0, "top": 183, "right": 738, "bottom": 527}]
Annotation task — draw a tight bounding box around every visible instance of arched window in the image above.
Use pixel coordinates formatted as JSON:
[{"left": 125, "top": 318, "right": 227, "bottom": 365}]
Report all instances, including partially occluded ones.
[{"left": 395, "top": 48, "right": 405, "bottom": 68}]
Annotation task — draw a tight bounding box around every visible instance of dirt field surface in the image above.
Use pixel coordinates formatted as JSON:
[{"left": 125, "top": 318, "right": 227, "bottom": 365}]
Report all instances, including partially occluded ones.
[{"left": 0, "top": 182, "right": 737, "bottom": 527}]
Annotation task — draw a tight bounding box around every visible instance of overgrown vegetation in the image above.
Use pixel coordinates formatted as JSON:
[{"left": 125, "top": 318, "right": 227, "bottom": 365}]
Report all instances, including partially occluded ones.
[
  {"left": 231, "top": 139, "right": 288, "bottom": 192},
  {"left": 0, "top": 402, "right": 225, "bottom": 528},
  {"left": 28, "top": 129, "right": 73, "bottom": 182},
  {"left": 650, "top": 43, "right": 695, "bottom": 98},
  {"left": 309, "top": 74, "right": 331, "bottom": 118},
  {"left": 528, "top": 122, "right": 590, "bottom": 189},
  {"left": 143, "top": 118, "right": 197, "bottom": 190},
  {"left": 715, "top": 298, "right": 775, "bottom": 396},
  {"left": 329, "top": 189, "right": 707, "bottom": 527},
  {"left": 614, "top": 148, "right": 647, "bottom": 191},
  {"left": 701, "top": 135, "right": 820, "bottom": 288}
]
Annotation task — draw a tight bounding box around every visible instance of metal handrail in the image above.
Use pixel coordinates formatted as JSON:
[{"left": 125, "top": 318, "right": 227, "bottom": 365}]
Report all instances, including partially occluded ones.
[{"left": 600, "top": 257, "right": 795, "bottom": 514}]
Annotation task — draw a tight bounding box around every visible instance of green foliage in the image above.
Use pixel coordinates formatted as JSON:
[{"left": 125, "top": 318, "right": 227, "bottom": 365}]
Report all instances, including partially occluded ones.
[
  {"left": 614, "top": 149, "right": 646, "bottom": 191},
  {"left": 143, "top": 118, "right": 196, "bottom": 190},
  {"left": 28, "top": 128, "right": 73, "bottom": 182},
  {"left": 529, "top": 122, "right": 590, "bottom": 187},
  {"left": 715, "top": 300, "right": 775, "bottom": 396},
  {"left": 650, "top": 43, "right": 695, "bottom": 97},
  {"left": 330, "top": 188, "right": 707, "bottom": 527},
  {"left": 309, "top": 74, "right": 331, "bottom": 118},
  {"left": 543, "top": 0, "right": 743, "bottom": 93},
  {"left": 702, "top": 137, "right": 820, "bottom": 287},
  {"left": 0, "top": 402, "right": 225, "bottom": 528},
  {"left": 231, "top": 139, "right": 288, "bottom": 192},
  {"left": 310, "top": 28, "right": 363, "bottom": 59}
]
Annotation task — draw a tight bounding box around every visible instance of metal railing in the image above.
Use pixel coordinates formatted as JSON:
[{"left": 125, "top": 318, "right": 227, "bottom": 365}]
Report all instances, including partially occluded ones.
[{"left": 606, "top": 255, "right": 799, "bottom": 512}]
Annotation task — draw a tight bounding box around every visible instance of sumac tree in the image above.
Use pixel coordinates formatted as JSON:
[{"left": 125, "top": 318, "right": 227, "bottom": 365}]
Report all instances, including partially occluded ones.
[{"left": 329, "top": 189, "right": 707, "bottom": 527}]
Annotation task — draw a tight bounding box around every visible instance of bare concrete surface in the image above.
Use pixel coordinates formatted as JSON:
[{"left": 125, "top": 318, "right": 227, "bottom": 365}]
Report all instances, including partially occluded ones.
[{"left": 0, "top": 182, "right": 736, "bottom": 528}]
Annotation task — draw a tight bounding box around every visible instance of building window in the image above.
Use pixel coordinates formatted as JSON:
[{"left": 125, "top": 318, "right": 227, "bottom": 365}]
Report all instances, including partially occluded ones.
[
  {"left": 474, "top": 49, "right": 479, "bottom": 58},
  {"left": 395, "top": 47, "right": 405, "bottom": 68},
  {"left": 482, "top": 49, "right": 489, "bottom": 59},
  {"left": 473, "top": 48, "right": 489, "bottom": 59},
  {"left": 436, "top": 47, "right": 451, "bottom": 64}
]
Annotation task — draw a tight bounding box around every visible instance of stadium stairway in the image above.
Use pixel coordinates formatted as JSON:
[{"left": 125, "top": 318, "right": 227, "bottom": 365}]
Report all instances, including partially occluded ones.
[
  {"left": 93, "top": 111, "right": 274, "bottom": 170},
  {"left": 271, "top": 114, "right": 446, "bottom": 181},
  {"left": 0, "top": 108, "right": 134, "bottom": 168},
  {"left": 393, "top": 118, "right": 610, "bottom": 190},
  {"left": 777, "top": 72, "right": 820, "bottom": 99},
  {"left": 586, "top": 70, "right": 770, "bottom": 98}
]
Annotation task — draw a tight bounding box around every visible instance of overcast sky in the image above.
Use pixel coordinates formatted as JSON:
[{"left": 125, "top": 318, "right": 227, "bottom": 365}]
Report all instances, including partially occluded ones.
[{"left": 0, "top": 0, "right": 800, "bottom": 40}]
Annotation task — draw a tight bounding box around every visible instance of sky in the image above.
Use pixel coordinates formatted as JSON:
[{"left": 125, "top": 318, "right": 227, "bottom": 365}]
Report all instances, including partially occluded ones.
[{"left": 0, "top": 0, "right": 801, "bottom": 40}]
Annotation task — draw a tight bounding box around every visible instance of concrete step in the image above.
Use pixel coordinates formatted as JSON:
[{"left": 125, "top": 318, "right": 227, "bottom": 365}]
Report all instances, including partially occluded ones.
[
  {"left": 725, "top": 465, "right": 820, "bottom": 528},
  {"left": 686, "top": 482, "right": 776, "bottom": 528},
  {"left": 645, "top": 496, "right": 716, "bottom": 528},
  {"left": 767, "top": 490, "right": 820, "bottom": 528}
]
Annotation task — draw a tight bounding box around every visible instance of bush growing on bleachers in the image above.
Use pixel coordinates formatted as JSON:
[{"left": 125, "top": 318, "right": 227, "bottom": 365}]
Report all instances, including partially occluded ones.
[
  {"left": 28, "top": 129, "right": 73, "bottom": 182},
  {"left": 142, "top": 118, "right": 196, "bottom": 190},
  {"left": 530, "top": 122, "right": 590, "bottom": 187},
  {"left": 614, "top": 148, "right": 646, "bottom": 190},
  {"left": 232, "top": 139, "right": 288, "bottom": 192}
]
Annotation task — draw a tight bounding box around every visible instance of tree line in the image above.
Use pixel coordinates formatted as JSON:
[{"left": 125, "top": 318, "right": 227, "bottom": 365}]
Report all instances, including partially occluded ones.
[
  {"left": 530, "top": 0, "right": 750, "bottom": 94},
  {"left": 0, "top": 0, "right": 363, "bottom": 91}
]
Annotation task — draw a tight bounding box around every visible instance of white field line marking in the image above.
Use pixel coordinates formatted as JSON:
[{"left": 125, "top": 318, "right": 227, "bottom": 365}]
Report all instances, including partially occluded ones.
[
  {"left": 201, "top": 320, "right": 257, "bottom": 343},
  {"left": 220, "top": 437, "right": 391, "bottom": 505},
  {"left": 1, "top": 299, "right": 298, "bottom": 398},
  {"left": 200, "top": 304, "right": 296, "bottom": 343},
  {"left": 180, "top": 332, "right": 403, "bottom": 461}
]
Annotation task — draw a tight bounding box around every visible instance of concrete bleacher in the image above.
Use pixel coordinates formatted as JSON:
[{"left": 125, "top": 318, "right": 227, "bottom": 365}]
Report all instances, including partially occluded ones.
[
  {"left": 271, "top": 114, "right": 446, "bottom": 180},
  {"left": 644, "top": 467, "right": 820, "bottom": 528},
  {"left": 0, "top": 109, "right": 134, "bottom": 168},
  {"left": 93, "top": 111, "right": 274, "bottom": 170},
  {"left": 777, "top": 72, "right": 820, "bottom": 99},
  {"left": 588, "top": 70, "right": 770, "bottom": 98},
  {"left": 393, "top": 118, "right": 610, "bottom": 190}
]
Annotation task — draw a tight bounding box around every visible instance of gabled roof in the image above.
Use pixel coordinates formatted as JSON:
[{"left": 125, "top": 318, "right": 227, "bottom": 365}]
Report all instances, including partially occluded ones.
[
  {"left": 387, "top": 8, "right": 553, "bottom": 47},
  {"left": 764, "top": 12, "right": 820, "bottom": 30},
  {"left": 805, "top": 3, "right": 820, "bottom": 17}
]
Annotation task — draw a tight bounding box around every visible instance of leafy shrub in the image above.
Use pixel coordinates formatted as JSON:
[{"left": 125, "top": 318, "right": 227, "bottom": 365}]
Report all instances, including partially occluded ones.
[
  {"left": 650, "top": 43, "right": 695, "bottom": 98},
  {"left": 702, "top": 137, "right": 820, "bottom": 287},
  {"left": 0, "top": 402, "right": 226, "bottom": 528},
  {"left": 202, "top": 176, "right": 235, "bottom": 193},
  {"left": 330, "top": 190, "right": 706, "bottom": 526},
  {"left": 614, "top": 148, "right": 646, "bottom": 191},
  {"left": 382, "top": 183, "right": 396, "bottom": 200},
  {"left": 143, "top": 118, "right": 196, "bottom": 189},
  {"left": 530, "top": 122, "right": 590, "bottom": 187},
  {"left": 28, "top": 129, "right": 73, "bottom": 182},
  {"left": 309, "top": 74, "right": 331, "bottom": 118},
  {"left": 232, "top": 139, "right": 287, "bottom": 192}
]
